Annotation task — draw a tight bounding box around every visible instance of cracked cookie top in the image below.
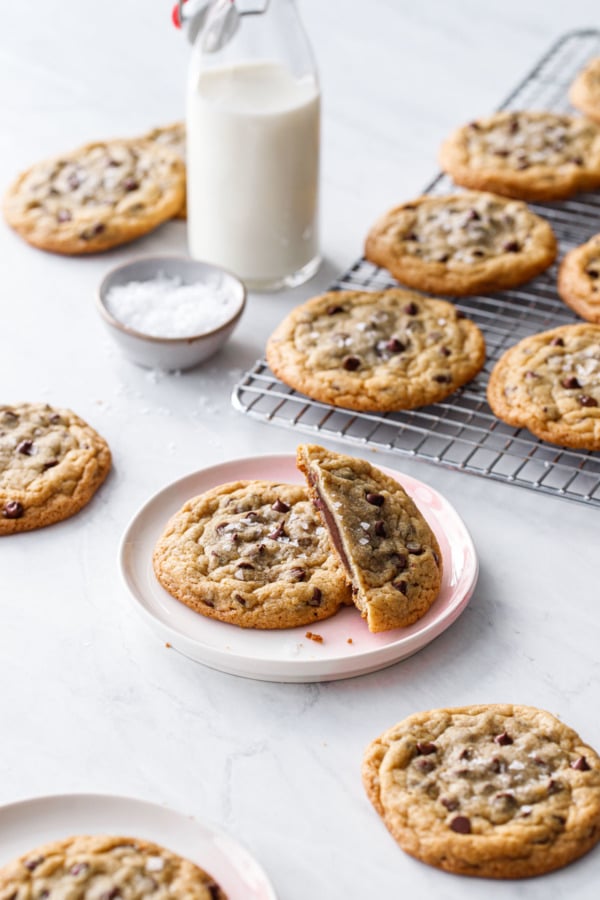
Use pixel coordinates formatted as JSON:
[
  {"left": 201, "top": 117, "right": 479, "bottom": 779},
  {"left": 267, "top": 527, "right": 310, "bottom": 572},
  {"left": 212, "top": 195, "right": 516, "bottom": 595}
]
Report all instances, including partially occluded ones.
[
  {"left": 487, "top": 324, "right": 600, "bottom": 450},
  {"left": 558, "top": 233, "right": 600, "bottom": 323},
  {"left": 570, "top": 57, "right": 600, "bottom": 125},
  {"left": 0, "top": 402, "right": 111, "bottom": 534},
  {"left": 266, "top": 288, "right": 485, "bottom": 411},
  {"left": 365, "top": 192, "right": 556, "bottom": 295},
  {"left": 0, "top": 834, "right": 226, "bottom": 899},
  {"left": 3, "top": 138, "right": 185, "bottom": 254},
  {"left": 153, "top": 480, "right": 350, "bottom": 629},
  {"left": 439, "top": 111, "right": 600, "bottom": 200},
  {"left": 363, "top": 704, "right": 600, "bottom": 878}
]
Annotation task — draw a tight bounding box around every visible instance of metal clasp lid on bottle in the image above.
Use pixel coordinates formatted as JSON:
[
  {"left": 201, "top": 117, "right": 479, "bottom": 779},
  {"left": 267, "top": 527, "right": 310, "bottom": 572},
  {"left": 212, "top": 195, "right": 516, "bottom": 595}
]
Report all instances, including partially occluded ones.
[{"left": 172, "top": 0, "right": 270, "bottom": 51}]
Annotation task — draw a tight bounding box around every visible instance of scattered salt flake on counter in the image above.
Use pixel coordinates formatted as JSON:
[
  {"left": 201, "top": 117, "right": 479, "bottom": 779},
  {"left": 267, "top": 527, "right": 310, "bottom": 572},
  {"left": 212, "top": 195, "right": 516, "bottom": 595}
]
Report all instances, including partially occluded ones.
[{"left": 105, "top": 273, "right": 241, "bottom": 338}]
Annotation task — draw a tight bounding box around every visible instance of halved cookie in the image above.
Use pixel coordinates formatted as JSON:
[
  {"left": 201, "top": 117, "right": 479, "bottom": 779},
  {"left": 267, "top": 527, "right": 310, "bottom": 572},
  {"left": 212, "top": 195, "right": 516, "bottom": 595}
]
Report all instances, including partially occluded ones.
[
  {"left": 487, "top": 324, "right": 600, "bottom": 450},
  {"left": 0, "top": 402, "right": 111, "bottom": 535},
  {"left": 363, "top": 704, "right": 600, "bottom": 878},
  {"left": 3, "top": 138, "right": 185, "bottom": 254},
  {"left": 266, "top": 288, "right": 486, "bottom": 411},
  {"left": 153, "top": 479, "right": 351, "bottom": 629},
  {"left": 297, "top": 444, "right": 442, "bottom": 632},
  {"left": 0, "top": 834, "right": 226, "bottom": 898},
  {"left": 365, "top": 192, "right": 556, "bottom": 295},
  {"left": 439, "top": 111, "right": 600, "bottom": 200}
]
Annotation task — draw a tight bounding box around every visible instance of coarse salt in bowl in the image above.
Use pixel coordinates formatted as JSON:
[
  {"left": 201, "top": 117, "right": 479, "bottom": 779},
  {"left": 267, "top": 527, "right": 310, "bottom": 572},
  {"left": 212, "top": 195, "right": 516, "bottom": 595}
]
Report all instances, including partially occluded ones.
[{"left": 97, "top": 256, "right": 246, "bottom": 370}]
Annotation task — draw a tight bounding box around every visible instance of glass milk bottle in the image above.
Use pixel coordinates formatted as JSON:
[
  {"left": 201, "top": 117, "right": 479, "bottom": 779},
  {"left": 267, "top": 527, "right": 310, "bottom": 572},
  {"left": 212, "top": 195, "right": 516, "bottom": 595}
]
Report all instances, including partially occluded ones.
[{"left": 185, "top": 0, "right": 321, "bottom": 290}]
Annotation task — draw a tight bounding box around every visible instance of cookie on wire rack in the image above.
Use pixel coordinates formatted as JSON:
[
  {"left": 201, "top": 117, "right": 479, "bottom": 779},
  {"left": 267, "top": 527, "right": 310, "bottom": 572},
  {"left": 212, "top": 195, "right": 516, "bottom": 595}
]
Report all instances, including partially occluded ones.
[
  {"left": 3, "top": 137, "right": 185, "bottom": 254},
  {"left": 557, "top": 233, "right": 600, "bottom": 323},
  {"left": 363, "top": 704, "right": 600, "bottom": 878},
  {"left": 439, "top": 110, "right": 600, "bottom": 201},
  {"left": 570, "top": 56, "right": 600, "bottom": 124},
  {"left": 0, "top": 834, "right": 227, "bottom": 898},
  {"left": 486, "top": 324, "right": 600, "bottom": 451},
  {"left": 266, "top": 288, "right": 486, "bottom": 412},
  {"left": 364, "top": 192, "right": 557, "bottom": 296}
]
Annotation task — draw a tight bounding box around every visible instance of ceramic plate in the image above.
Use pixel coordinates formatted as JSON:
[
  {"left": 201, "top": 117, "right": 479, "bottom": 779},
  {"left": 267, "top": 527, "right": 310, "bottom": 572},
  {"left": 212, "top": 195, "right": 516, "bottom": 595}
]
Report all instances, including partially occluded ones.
[
  {"left": 120, "top": 454, "right": 478, "bottom": 682},
  {"left": 0, "top": 793, "right": 276, "bottom": 899}
]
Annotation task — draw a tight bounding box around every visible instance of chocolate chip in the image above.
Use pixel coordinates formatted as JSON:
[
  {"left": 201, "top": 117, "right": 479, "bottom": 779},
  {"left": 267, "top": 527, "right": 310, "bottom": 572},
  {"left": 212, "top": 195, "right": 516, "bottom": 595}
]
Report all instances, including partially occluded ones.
[
  {"left": 495, "top": 791, "right": 517, "bottom": 804},
  {"left": 70, "top": 862, "right": 89, "bottom": 876},
  {"left": 289, "top": 567, "right": 306, "bottom": 581},
  {"left": 404, "top": 231, "right": 419, "bottom": 242},
  {"left": 571, "top": 756, "right": 591, "bottom": 771},
  {"left": 403, "top": 302, "right": 418, "bottom": 315},
  {"left": 547, "top": 779, "right": 563, "bottom": 794},
  {"left": 553, "top": 815, "right": 566, "bottom": 825},
  {"left": 587, "top": 269, "right": 599, "bottom": 279},
  {"left": 494, "top": 149, "right": 509, "bottom": 157},
  {"left": 49, "top": 413, "right": 61, "bottom": 424},
  {"left": 467, "top": 209, "right": 481, "bottom": 221},
  {"left": 406, "top": 542, "right": 423, "bottom": 555},
  {"left": 243, "top": 511, "right": 258, "bottom": 521},
  {"left": 439, "top": 346, "right": 452, "bottom": 357},
  {"left": 455, "top": 309, "right": 465, "bottom": 319},
  {"left": 416, "top": 757, "right": 436, "bottom": 773},
  {"left": 234, "top": 593, "right": 246, "bottom": 605},
  {"left": 272, "top": 498, "right": 290, "bottom": 513},
  {"left": 503, "top": 241, "right": 520, "bottom": 253},
  {"left": 493, "top": 732, "right": 513, "bottom": 746},
  {"left": 525, "top": 370, "right": 539, "bottom": 379},
  {"left": 343, "top": 355, "right": 361, "bottom": 371},
  {"left": 3, "top": 501, "right": 24, "bottom": 519},
  {"left": 202, "top": 599, "right": 215, "bottom": 608},
  {"left": 100, "top": 890, "right": 121, "bottom": 900},
  {"left": 516, "top": 161, "right": 530, "bottom": 170},
  {"left": 449, "top": 815, "right": 471, "bottom": 834},
  {"left": 327, "top": 304, "right": 344, "bottom": 315},
  {"left": 123, "top": 177, "right": 139, "bottom": 191},
  {"left": 468, "top": 121, "right": 481, "bottom": 130},
  {"left": 57, "top": 208, "right": 72, "bottom": 222},
  {"left": 308, "top": 588, "right": 322, "bottom": 607},
  {"left": 237, "top": 562, "right": 254, "bottom": 570},
  {"left": 433, "top": 373, "right": 451, "bottom": 383},
  {"left": 374, "top": 520, "right": 386, "bottom": 537},
  {"left": 490, "top": 756, "right": 506, "bottom": 773},
  {"left": 579, "top": 395, "right": 598, "bottom": 407},
  {"left": 215, "top": 521, "right": 230, "bottom": 533},
  {"left": 366, "top": 492, "right": 384, "bottom": 506},
  {"left": 386, "top": 337, "right": 406, "bottom": 353},
  {"left": 24, "top": 856, "right": 44, "bottom": 871},
  {"left": 208, "top": 884, "right": 222, "bottom": 900},
  {"left": 17, "top": 440, "right": 34, "bottom": 455},
  {"left": 561, "top": 376, "right": 581, "bottom": 389},
  {"left": 551, "top": 337, "right": 565, "bottom": 346},
  {"left": 416, "top": 741, "right": 437, "bottom": 755},
  {"left": 80, "top": 223, "right": 106, "bottom": 240},
  {"left": 459, "top": 747, "right": 473, "bottom": 761},
  {"left": 268, "top": 522, "right": 285, "bottom": 540},
  {"left": 392, "top": 579, "right": 408, "bottom": 594},
  {"left": 471, "top": 249, "right": 485, "bottom": 257},
  {"left": 67, "top": 173, "right": 81, "bottom": 190},
  {"left": 569, "top": 156, "right": 584, "bottom": 166}
]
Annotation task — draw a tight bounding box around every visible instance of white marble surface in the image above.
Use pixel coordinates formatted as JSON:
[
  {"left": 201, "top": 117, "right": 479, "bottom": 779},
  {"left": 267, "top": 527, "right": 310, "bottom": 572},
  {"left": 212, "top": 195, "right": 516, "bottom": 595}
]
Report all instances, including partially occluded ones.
[{"left": 1, "top": 0, "right": 599, "bottom": 895}]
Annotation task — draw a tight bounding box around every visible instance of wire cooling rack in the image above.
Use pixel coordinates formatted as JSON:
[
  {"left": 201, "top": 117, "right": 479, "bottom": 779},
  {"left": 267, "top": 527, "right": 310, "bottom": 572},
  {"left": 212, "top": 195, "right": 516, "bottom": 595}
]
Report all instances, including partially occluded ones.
[{"left": 232, "top": 29, "right": 600, "bottom": 507}]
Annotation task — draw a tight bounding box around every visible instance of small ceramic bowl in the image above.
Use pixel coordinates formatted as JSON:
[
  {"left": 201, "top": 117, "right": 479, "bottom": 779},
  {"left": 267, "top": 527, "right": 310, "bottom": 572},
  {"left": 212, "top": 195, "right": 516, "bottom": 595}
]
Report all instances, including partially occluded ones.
[{"left": 97, "top": 256, "right": 246, "bottom": 370}]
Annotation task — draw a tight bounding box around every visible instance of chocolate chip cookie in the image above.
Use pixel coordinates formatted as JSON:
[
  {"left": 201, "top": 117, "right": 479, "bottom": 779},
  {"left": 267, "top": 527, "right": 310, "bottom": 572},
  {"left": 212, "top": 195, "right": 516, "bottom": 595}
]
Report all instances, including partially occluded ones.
[
  {"left": 266, "top": 288, "right": 486, "bottom": 412},
  {"left": 439, "top": 111, "right": 600, "bottom": 200},
  {"left": 557, "top": 234, "right": 600, "bottom": 324},
  {"left": 0, "top": 834, "right": 226, "bottom": 898},
  {"left": 143, "top": 122, "right": 187, "bottom": 219},
  {"left": 570, "top": 57, "right": 600, "bottom": 125},
  {"left": 3, "top": 138, "right": 185, "bottom": 254},
  {"left": 153, "top": 480, "right": 351, "bottom": 629},
  {"left": 365, "top": 192, "right": 556, "bottom": 295},
  {"left": 297, "top": 444, "right": 442, "bottom": 632},
  {"left": 0, "top": 403, "right": 111, "bottom": 535},
  {"left": 487, "top": 324, "right": 600, "bottom": 450},
  {"left": 363, "top": 704, "right": 600, "bottom": 878}
]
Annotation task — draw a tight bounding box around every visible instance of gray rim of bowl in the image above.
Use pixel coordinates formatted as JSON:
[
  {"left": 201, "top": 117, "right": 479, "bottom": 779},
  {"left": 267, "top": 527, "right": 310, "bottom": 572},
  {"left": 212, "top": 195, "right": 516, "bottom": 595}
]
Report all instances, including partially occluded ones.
[{"left": 96, "top": 255, "right": 247, "bottom": 345}]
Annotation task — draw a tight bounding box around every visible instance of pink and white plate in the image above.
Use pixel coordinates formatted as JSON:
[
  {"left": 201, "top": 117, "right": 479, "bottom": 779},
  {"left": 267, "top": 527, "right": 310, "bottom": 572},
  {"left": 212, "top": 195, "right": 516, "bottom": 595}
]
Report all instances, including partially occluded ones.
[{"left": 120, "top": 454, "right": 478, "bottom": 683}]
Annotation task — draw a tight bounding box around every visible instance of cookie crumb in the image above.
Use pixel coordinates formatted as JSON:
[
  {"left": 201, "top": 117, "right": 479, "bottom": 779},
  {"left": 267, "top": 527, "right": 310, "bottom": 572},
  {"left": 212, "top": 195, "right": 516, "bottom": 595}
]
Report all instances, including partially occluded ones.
[
  {"left": 347, "top": 638, "right": 353, "bottom": 644},
  {"left": 165, "top": 642, "right": 172, "bottom": 649},
  {"left": 305, "top": 631, "right": 323, "bottom": 643}
]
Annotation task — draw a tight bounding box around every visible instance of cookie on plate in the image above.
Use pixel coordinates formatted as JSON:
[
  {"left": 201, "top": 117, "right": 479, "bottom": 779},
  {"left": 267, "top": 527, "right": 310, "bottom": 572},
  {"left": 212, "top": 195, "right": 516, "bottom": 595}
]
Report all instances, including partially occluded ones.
[
  {"left": 486, "top": 324, "right": 600, "bottom": 450},
  {"left": 363, "top": 704, "right": 600, "bottom": 878},
  {"left": 143, "top": 122, "right": 187, "bottom": 219},
  {"left": 297, "top": 444, "right": 442, "bottom": 632},
  {"left": 0, "top": 402, "right": 111, "bottom": 535},
  {"left": 364, "top": 192, "right": 556, "bottom": 295},
  {"left": 439, "top": 111, "right": 600, "bottom": 201},
  {"left": 266, "top": 288, "right": 486, "bottom": 411},
  {"left": 0, "top": 834, "right": 226, "bottom": 898},
  {"left": 153, "top": 480, "right": 351, "bottom": 629},
  {"left": 3, "top": 138, "right": 185, "bottom": 254},
  {"left": 557, "top": 234, "right": 600, "bottom": 323},
  {"left": 570, "top": 57, "right": 600, "bottom": 125}
]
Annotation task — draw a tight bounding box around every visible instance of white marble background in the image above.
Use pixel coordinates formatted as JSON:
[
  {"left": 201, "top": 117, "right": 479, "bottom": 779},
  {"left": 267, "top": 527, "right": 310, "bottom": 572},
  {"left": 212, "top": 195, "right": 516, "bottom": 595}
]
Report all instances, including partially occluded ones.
[{"left": 0, "top": 0, "right": 599, "bottom": 896}]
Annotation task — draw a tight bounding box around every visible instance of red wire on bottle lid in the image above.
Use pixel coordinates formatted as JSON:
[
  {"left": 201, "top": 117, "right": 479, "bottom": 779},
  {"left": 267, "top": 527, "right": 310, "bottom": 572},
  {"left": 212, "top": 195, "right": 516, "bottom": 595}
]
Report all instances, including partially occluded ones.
[{"left": 171, "top": 0, "right": 188, "bottom": 29}]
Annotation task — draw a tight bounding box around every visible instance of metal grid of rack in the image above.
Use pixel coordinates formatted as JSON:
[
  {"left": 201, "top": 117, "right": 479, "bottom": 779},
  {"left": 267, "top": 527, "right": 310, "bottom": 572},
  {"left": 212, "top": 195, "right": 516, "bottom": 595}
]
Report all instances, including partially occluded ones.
[{"left": 232, "top": 30, "right": 600, "bottom": 507}]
